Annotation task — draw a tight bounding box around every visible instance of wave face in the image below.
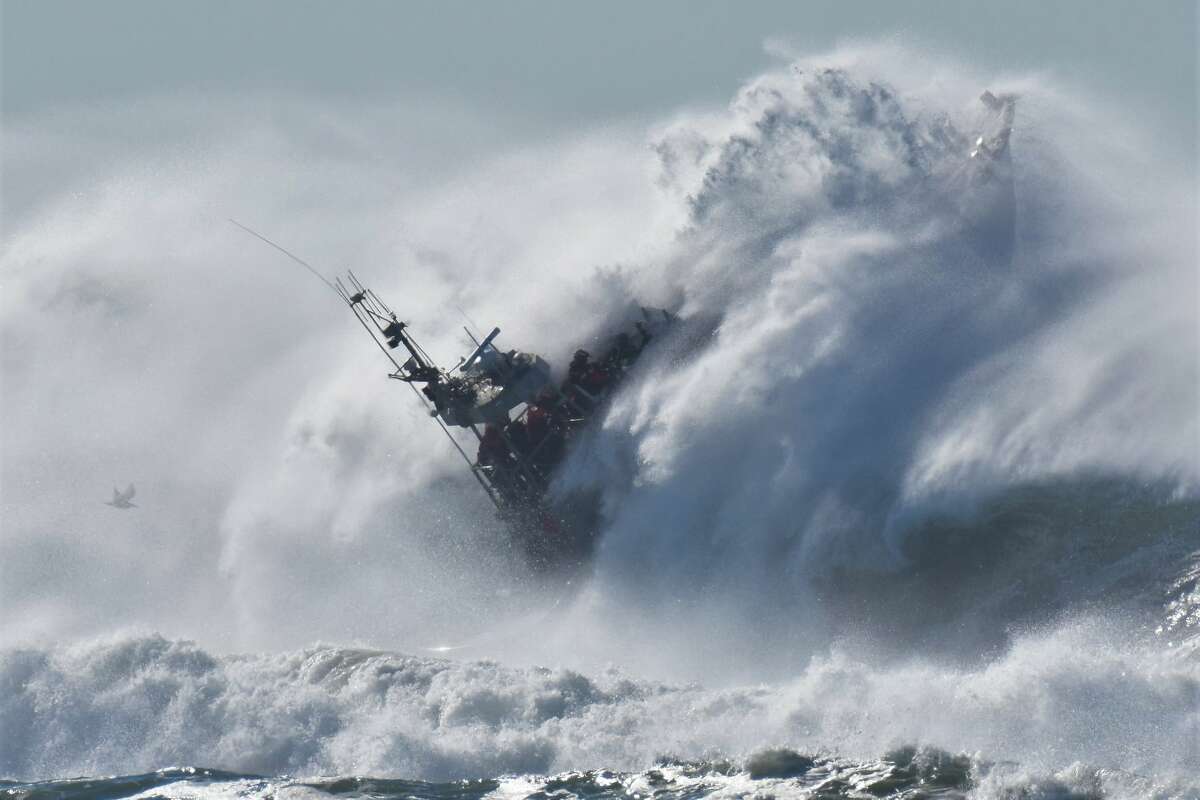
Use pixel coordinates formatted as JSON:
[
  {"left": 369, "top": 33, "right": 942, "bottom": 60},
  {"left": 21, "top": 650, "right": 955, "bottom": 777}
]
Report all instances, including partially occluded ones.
[{"left": 1, "top": 43, "right": 1197, "bottom": 788}]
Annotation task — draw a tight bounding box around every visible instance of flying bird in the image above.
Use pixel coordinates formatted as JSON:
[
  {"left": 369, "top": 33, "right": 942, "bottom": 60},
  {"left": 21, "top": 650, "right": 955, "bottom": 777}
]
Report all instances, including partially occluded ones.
[{"left": 105, "top": 484, "right": 137, "bottom": 509}]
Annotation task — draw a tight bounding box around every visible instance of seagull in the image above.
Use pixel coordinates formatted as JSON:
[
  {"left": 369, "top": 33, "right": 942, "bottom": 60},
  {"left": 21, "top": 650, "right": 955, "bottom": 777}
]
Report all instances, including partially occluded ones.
[{"left": 105, "top": 484, "right": 137, "bottom": 509}]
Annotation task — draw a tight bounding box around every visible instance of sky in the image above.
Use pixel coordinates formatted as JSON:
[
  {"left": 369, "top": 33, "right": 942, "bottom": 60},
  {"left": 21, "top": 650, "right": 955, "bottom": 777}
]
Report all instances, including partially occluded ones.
[{"left": 3, "top": 0, "right": 1197, "bottom": 159}]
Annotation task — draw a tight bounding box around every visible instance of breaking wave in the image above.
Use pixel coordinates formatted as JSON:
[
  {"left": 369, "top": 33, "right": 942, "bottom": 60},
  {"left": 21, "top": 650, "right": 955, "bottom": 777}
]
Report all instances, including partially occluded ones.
[
  {"left": 2, "top": 629, "right": 1198, "bottom": 791},
  {"left": 2, "top": 43, "right": 1197, "bottom": 790},
  {"left": 523, "top": 52, "right": 1199, "bottom": 681}
]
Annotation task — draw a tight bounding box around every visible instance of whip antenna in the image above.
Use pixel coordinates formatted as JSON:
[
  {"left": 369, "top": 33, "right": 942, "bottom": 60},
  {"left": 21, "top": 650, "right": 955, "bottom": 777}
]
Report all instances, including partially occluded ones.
[{"left": 229, "top": 218, "right": 339, "bottom": 294}]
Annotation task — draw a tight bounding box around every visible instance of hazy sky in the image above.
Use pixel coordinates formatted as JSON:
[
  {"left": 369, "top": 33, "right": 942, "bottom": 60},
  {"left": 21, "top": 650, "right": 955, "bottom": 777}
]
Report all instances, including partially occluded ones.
[{"left": 3, "top": 0, "right": 1196, "bottom": 157}]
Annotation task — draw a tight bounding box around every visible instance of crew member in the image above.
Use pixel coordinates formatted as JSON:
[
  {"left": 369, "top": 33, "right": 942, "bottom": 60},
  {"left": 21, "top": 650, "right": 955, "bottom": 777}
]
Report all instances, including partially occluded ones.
[
  {"left": 476, "top": 424, "right": 508, "bottom": 468},
  {"left": 567, "top": 349, "right": 591, "bottom": 384}
]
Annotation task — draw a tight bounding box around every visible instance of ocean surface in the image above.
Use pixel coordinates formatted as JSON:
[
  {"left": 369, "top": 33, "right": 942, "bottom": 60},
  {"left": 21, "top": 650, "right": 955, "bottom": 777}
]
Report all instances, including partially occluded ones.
[
  {"left": 2, "top": 44, "right": 1197, "bottom": 799},
  {"left": 3, "top": 754, "right": 1193, "bottom": 800}
]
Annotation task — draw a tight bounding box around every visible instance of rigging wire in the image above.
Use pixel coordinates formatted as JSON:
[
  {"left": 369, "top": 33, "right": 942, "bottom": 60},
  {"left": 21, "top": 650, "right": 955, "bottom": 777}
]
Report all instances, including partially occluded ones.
[{"left": 229, "top": 219, "right": 340, "bottom": 294}]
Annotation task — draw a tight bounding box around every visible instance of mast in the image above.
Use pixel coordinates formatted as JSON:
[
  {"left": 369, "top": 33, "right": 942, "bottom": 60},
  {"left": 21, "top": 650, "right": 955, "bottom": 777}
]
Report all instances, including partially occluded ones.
[
  {"left": 332, "top": 273, "right": 504, "bottom": 509},
  {"left": 230, "top": 220, "right": 503, "bottom": 509},
  {"left": 333, "top": 272, "right": 441, "bottom": 382}
]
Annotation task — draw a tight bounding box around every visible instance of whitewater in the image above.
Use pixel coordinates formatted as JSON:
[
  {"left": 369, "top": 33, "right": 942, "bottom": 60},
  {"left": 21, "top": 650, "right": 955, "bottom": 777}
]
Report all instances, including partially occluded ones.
[{"left": 2, "top": 44, "right": 1197, "bottom": 798}]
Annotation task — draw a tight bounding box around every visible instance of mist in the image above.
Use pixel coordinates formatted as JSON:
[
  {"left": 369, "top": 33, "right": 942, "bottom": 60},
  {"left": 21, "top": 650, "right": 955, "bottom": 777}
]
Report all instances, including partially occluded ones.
[{"left": 2, "top": 41, "right": 1198, "bottom": 785}]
